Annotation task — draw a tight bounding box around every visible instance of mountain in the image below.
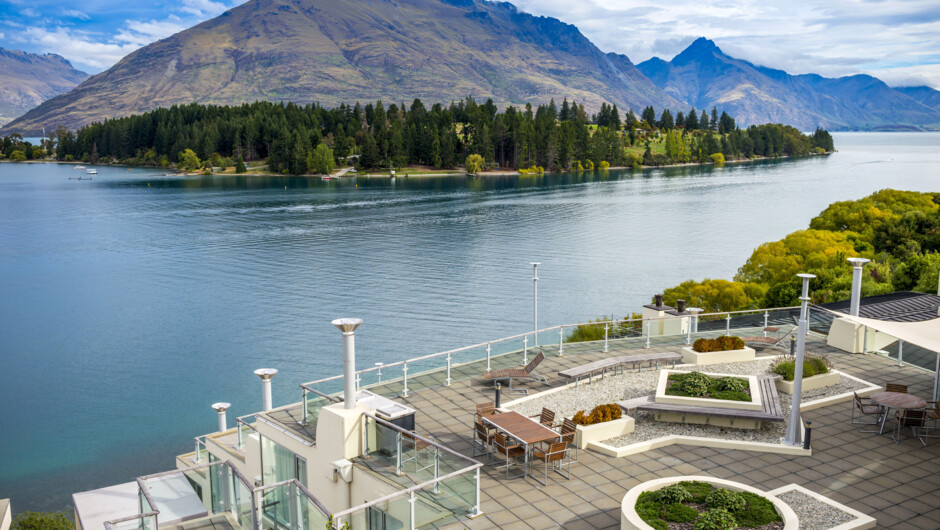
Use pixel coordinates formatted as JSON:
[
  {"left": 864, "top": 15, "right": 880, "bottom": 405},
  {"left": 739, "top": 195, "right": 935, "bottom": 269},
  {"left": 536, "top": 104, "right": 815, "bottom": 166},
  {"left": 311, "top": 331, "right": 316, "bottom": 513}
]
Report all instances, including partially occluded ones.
[
  {"left": 637, "top": 38, "right": 940, "bottom": 131},
  {"left": 1, "top": 0, "right": 679, "bottom": 135},
  {"left": 894, "top": 86, "right": 940, "bottom": 111},
  {"left": 0, "top": 48, "right": 88, "bottom": 127}
]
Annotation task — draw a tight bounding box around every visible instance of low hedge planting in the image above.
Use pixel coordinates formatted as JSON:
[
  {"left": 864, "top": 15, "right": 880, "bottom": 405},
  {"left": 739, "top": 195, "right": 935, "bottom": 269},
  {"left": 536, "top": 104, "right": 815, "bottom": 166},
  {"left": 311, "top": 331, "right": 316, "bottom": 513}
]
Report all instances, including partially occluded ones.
[
  {"left": 770, "top": 354, "right": 831, "bottom": 381},
  {"left": 666, "top": 372, "right": 751, "bottom": 401},
  {"left": 693, "top": 335, "right": 745, "bottom": 353},
  {"left": 635, "top": 482, "right": 781, "bottom": 530},
  {"left": 571, "top": 403, "right": 621, "bottom": 425}
]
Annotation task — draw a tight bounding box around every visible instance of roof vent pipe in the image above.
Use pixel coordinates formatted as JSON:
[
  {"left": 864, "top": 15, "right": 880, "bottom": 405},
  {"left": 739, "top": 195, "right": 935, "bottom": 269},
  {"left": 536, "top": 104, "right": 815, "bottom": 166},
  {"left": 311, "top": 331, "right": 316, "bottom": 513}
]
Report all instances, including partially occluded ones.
[
  {"left": 847, "top": 258, "right": 870, "bottom": 317},
  {"left": 332, "top": 318, "right": 363, "bottom": 410},
  {"left": 677, "top": 300, "right": 687, "bottom": 313},
  {"left": 212, "top": 402, "right": 231, "bottom": 432},
  {"left": 655, "top": 294, "right": 664, "bottom": 307},
  {"left": 254, "top": 369, "right": 278, "bottom": 411}
]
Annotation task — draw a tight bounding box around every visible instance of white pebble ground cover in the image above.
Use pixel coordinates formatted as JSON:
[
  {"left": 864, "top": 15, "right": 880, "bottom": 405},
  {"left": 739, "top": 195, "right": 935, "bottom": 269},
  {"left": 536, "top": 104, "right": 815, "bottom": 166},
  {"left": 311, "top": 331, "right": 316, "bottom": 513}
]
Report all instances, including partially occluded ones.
[
  {"left": 776, "top": 490, "right": 857, "bottom": 530},
  {"left": 508, "top": 358, "right": 868, "bottom": 447}
]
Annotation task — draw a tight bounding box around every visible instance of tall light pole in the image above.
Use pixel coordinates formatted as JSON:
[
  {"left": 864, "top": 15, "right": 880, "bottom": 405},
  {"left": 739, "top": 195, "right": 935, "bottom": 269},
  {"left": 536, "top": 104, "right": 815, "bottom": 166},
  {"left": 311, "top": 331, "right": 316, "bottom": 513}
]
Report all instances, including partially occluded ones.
[
  {"left": 531, "top": 263, "right": 540, "bottom": 347},
  {"left": 783, "top": 273, "right": 815, "bottom": 447}
]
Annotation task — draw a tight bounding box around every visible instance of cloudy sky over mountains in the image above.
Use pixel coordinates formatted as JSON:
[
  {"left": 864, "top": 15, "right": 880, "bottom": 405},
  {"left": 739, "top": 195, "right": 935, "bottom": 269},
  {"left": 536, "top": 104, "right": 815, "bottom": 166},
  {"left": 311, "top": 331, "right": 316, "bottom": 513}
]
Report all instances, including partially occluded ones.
[{"left": 1, "top": 0, "right": 938, "bottom": 88}]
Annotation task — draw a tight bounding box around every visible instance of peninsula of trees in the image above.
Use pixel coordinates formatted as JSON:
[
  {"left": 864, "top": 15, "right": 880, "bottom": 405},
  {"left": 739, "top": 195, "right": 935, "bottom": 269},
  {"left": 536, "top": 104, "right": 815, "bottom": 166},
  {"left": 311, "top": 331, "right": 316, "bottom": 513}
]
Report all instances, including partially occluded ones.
[{"left": 2, "top": 97, "right": 834, "bottom": 175}]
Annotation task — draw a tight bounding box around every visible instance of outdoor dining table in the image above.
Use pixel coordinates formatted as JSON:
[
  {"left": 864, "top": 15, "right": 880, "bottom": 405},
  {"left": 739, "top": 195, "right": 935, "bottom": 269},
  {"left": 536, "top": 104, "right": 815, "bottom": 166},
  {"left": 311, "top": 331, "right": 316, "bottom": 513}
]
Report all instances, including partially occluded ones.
[
  {"left": 870, "top": 391, "right": 927, "bottom": 434},
  {"left": 481, "top": 411, "right": 560, "bottom": 477}
]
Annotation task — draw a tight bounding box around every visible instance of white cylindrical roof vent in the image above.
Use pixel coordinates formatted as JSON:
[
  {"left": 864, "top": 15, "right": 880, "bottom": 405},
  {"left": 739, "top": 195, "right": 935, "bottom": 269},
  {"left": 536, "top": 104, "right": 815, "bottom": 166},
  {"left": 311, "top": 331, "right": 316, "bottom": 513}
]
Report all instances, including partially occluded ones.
[
  {"left": 332, "top": 318, "right": 363, "bottom": 410},
  {"left": 212, "top": 402, "right": 231, "bottom": 432},
  {"left": 847, "top": 258, "right": 870, "bottom": 317},
  {"left": 254, "top": 368, "right": 278, "bottom": 412}
]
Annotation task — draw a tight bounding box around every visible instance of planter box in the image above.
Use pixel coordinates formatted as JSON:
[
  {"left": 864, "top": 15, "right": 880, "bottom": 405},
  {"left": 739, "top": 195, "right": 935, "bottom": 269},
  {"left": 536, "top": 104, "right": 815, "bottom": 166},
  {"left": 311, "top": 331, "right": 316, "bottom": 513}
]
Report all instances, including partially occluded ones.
[
  {"left": 681, "top": 345, "right": 755, "bottom": 365},
  {"left": 775, "top": 371, "right": 840, "bottom": 394},
  {"left": 655, "top": 369, "right": 763, "bottom": 411},
  {"left": 575, "top": 416, "right": 634, "bottom": 450},
  {"left": 621, "top": 476, "right": 798, "bottom": 530}
]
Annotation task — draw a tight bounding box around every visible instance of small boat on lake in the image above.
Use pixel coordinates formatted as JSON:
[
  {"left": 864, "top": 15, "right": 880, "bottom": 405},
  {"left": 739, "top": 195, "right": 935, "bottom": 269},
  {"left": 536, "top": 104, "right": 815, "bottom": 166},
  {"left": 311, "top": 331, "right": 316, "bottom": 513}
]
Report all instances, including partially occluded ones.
[
  {"left": 86, "top": 169, "right": 97, "bottom": 175},
  {"left": 73, "top": 165, "right": 86, "bottom": 170}
]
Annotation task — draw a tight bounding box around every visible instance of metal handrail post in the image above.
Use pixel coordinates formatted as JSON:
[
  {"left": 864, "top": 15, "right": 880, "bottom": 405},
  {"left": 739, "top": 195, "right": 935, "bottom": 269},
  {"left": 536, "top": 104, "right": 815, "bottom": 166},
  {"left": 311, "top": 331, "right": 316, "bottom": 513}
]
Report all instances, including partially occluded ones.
[
  {"left": 686, "top": 320, "right": 692, "bottom": 345},
  {"left": 763, "top": 311, "right": 769, "bottom": 336},
  {"left": 725, "top": 313, "right": 731, "bottom": 335},
  {"left": 432, "top": 447, "right": 441, "bottom": 494},
  {"left": 645, "top": 321, "right": 651, "bottom": 349},
  {"left": 470, "top": 467, "right": 482, "bottom": 517},
  {"left": 300, "top": 388, "right": 309, "bottom": 427},
  {"left": 396, "top": 431, "right": 403, "bottom": 476},
  {"left": 193, "top": 438, "right": 202, "bottom": 463},
  {"left": 402, "top": 363, "right": 409, "bottom": 397},
  {"left": 356, "top": 373, "right": 361, "bottom": 391},
  {"left": 446, "top": 353, "right": 452, "bottom": 386},
  {"left": 558, "top": 327, "right": 564, "bottom": 356},
  {"left": 862, "top": 326, "right": 868, "bottom": 354},
  {"left": 486, "top": 343, "right": 491, "bottom": 371},
  {"left": 523, "top": 335, "right": 528, "bottom": 365},
  {"left": 898, "top": 340, "right": 904, "bottom": 367},
  {"left": 289, "top": 482, "right": 298, "bottom": 530},
  {"left": 236, "top": 421, "right": 243, "bottom": 449},
  {"left": 409, "top": 491, "right": 416, "bottom": 530},
  {"left": 603, "top": 324, "right": 609, "bottom": 353}
]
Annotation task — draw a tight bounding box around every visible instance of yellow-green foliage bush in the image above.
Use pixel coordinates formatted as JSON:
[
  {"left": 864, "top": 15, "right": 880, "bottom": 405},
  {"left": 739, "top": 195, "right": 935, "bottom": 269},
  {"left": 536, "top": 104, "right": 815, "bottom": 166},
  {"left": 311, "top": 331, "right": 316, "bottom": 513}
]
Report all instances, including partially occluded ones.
[
  {"left": 572, "top": 404, "right": 622, "bottom": 425},
  {"left": 692, "top": 336, "right": 745, "bottom": 353},
  {"left": 710, "top": 152, "right": 725, "bottom": 165}
]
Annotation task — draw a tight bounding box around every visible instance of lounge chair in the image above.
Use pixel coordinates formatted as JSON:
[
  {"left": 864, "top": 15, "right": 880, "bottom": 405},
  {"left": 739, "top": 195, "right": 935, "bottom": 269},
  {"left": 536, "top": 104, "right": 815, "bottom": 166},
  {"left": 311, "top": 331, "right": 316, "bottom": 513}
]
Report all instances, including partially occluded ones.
[
  {"left": 851, "top": 391, "right": 884, "bottom": 433},
  {"left": 482, "top": 351, "right": 548, "bottom": 393}
]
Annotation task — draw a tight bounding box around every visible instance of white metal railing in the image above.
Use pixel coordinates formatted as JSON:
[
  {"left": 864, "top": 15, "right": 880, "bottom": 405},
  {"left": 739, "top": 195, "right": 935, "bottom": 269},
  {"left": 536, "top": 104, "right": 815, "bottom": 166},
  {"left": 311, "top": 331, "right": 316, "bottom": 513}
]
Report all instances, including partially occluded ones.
[{"left": 300, "top": 306, "right": 803, "bottom": 399}]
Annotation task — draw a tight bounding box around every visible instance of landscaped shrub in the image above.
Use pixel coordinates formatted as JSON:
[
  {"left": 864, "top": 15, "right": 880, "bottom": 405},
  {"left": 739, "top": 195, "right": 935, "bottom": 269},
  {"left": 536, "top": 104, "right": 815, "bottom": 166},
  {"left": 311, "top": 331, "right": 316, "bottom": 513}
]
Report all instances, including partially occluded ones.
[
  {"left": 675, "top": 372, "right": 712, "bottom": 396},
  {"left": 657, "top": 484, "right": 693, "bottom": 504},
  {"left": 666, "top": 372, "right": 750, "bottom": 401},
  {"left": 733, "top": 492, "right": 782, "bottom": 527},
  {"left": 571, "top": 404, "right": 622, "bottom": 426},
  {"left": 661, "top": 502, "right": 699, "bottom": 523},
  {"left": 705, "top": 488, "right": 746, "bottom": 512},
  {"left": 635, "top": 491, "right": 668, "bottom": 530},
  {"left": 684, "top": 481, "right": 714, "bottom": 503},
  {"left": 714, "top": 377, "right": 748, "bottom": 393},
  {"left": 771, "top": 354, "right": 830, "bottom": 382},
  {"left": 694, "top": 508, "right": 737, "bottom": 530},
  {"left": 692, "top": 336, "right": 745, "bottom": 353}
]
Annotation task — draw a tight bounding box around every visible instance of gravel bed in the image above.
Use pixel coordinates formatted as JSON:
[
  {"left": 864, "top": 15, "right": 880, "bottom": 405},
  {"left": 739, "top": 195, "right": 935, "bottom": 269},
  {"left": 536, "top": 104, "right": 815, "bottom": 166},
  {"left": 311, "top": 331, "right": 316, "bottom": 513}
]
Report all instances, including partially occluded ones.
[
  {"left": 507, "top": 359, "right": 869, "bottom": 447},
  {"left": 776, "top": 489, "right": 856, "bottom": 530}
]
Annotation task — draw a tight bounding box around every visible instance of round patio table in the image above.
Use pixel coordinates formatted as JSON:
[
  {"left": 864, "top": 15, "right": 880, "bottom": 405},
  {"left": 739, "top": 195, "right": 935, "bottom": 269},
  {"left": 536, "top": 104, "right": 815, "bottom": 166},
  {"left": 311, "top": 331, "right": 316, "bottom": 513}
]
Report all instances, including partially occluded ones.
[{"left": 870, "top": 391, "right": 926, "bottom": 434}]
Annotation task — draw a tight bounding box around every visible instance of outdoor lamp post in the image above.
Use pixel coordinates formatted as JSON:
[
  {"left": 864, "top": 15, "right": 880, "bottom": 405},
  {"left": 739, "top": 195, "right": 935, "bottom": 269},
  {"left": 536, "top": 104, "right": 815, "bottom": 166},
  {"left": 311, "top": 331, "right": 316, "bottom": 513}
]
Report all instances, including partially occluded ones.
[
  {"left": 531, "top": 262, "right": 541, "bottom": 347},
  {"left": 783, "top": 273, "right": 815, "bottom": 447}
]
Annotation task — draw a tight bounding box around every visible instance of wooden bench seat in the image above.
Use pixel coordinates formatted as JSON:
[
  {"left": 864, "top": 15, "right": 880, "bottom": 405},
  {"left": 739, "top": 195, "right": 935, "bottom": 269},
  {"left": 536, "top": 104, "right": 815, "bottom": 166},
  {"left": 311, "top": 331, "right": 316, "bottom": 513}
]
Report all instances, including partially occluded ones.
[
  {"left": 558, "top": 352, "right": 682, "bottom": 384},
  {"left": 618, "top": 375, "right": 785, "bottom": 425}
]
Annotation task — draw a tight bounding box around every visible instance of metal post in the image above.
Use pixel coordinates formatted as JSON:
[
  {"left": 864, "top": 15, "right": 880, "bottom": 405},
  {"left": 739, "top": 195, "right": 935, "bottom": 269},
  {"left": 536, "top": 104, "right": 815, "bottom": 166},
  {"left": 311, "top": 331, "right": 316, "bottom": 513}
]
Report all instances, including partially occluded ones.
[
  {"left": 408, "top": 491, "right": 416, "bottom": 530},
  {"left": 446, "top": 352, "right": 452, "bottom": 386},
  {"left": 236, "top": 420, "right": 243, "bottom": 449},
  {"left": 194, "top": 439, "right": 202, "bottom": 463},
  {"left": 603, "top": 324, "right": 609, "bottom": 353},
  {"left": 376, "top": 362, "right": 383, "bottom": 382},
  {"left": 645, "top": 321, "right": 651, "bottom": 349},
  {"left": 486, "top": 343, "right": 491, "bottom": 371},
  {"left": 402, "top": 362, "right": 409, "bottom": 397},
  {"left": 559, "top": 328, "right": 564, "bottom": 356},
  {"left": 300, "top": 388, "right": 309, "bottom": 426},
  {"left": 725, "top": 313, "right": 731, "bottom": 335},
  {"left": 289, "top": 482, "right": 298, "bottom": 530},
  {"left": 470, "top": 467, "right": 482, "bottom": 517},
  {"left": 495, "top": 382, "right": 501, "bottom": 409},
  {"left": 934, "top": 353, "right": 939, "bottom": 402},
  {"left": 686, "top": 319, "right": 692, "bottom": 345},
  {"left": 784, "top": 273, "right": 815, "bottom": 447},
  {"left": 862, "top": 326, "right": 868, "bottom": 354},
  {"left": 356, "top": 373, "right": 361, "bottom": 391},
  {"left": 432, "top": 447, "right": 441, "bottom": 493},
  {"left": 848, "top": 257, "right": 870, "bottom": 316},
  {"left": 396, "top": 431, "right": 403, "bottom": 475},
  {"left": 531, "top": 262, "right": 540, "bottom": 347},
  {"left": 898, "top": 340, "right": 904, "bottom": 367},
  {"left": 803, "top": 420, "right": 812, "bottom": 450},
  {"left": 763, "top": 311, "right": 769, "bottom": 336},
  {"left": 523, "top": 335, "right": 528, "bottom": 365}
]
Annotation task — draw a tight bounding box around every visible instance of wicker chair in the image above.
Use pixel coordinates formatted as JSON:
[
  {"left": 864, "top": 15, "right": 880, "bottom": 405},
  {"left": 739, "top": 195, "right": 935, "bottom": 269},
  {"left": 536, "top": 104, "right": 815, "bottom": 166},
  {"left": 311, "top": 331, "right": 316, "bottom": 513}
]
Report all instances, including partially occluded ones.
[
  {"left": 531, "top": 442, "right": 571, "bottom": 485},
  {"left": 492, "top": 433, "right": 526, "bottom": 479},
  {"left": 885, "top": 383, "right": 908, "bottom": 393},
  {"left": 893, "top": 409, "right": 927, "bottom": 445},
  {"left": 852, "top": 392, "right": 884, "bottom": 433}
]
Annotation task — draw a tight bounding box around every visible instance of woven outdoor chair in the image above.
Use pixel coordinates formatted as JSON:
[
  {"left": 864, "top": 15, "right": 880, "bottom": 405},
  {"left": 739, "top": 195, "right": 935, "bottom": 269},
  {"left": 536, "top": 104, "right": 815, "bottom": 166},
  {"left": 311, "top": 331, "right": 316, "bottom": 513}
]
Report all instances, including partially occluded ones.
[
  {"left": 851, "top": 391, "right": 884, "bottom": 433},
  {"left": 885, "top": 383, "right": 909, "bottom": 393},
  {"left": 892, "top": 409, "right": 926, "bottom": 445}
]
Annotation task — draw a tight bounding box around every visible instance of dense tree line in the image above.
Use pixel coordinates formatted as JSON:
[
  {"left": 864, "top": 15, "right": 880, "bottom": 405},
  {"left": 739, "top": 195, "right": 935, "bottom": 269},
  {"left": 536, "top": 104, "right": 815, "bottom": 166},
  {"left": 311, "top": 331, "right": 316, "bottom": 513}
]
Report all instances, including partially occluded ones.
[{"left": 23, "top": 97, "right": 833, "bottom": 174}]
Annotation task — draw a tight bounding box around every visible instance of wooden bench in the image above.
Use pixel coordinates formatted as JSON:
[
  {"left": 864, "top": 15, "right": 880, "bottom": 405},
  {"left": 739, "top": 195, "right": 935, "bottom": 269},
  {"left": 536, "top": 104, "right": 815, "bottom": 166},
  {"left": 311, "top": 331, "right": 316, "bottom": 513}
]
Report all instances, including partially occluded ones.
[
  {"left": 558, "top": 352, "right": 682, "bottom": 385},
  {"left": 618, "top": 375, "right": 785, "bottom": 426}
]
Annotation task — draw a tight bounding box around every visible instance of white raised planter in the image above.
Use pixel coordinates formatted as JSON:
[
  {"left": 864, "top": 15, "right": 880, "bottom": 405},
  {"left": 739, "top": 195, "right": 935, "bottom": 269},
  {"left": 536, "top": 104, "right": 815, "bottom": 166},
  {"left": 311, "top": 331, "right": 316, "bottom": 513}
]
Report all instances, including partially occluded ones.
[
  {"left": 775, "top": 370, "right": 840, "bottom": 394},
  {"left": 655, "top": 370, "right": 762, "bottom": 411},
  {"left": 621, "top": 476, "right": 798, "bottom": 530},
  {"left": 681, "top": 345, "right": 755, "bottom": 365},
  {"left": 575, "top": 416, "right": 634, "bottom": 450}
]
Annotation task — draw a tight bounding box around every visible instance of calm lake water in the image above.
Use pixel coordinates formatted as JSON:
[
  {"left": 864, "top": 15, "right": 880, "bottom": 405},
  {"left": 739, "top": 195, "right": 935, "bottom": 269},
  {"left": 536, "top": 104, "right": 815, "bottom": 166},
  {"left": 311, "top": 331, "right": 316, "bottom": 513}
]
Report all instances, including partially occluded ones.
[{"left": 1, "top": 132, "right": 939, "bottom": 511}]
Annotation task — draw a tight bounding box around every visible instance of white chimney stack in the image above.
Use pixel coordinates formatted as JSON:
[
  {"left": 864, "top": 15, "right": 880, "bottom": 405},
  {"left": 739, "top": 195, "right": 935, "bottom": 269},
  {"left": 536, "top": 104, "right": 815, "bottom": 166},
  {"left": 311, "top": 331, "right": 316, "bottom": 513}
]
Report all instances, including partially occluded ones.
[
  {"left": 847, "top": 258, "right": 870, "bottom": 317},
  {"left": 211, "top": 402, "right": 231, "bottom": 432},
  {"left": 332, "top": 318, "right": 363, "bottom": 410},
  {"left": 254, "top": 368, "right": 278, "bottom": 411}
]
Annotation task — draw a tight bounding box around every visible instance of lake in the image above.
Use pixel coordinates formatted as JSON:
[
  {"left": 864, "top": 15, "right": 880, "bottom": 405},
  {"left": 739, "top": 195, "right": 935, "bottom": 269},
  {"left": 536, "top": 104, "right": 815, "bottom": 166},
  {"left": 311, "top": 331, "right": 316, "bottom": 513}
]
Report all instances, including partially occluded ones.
[{"left": 1, "top": 132, "right": 939, "bottom": 511}]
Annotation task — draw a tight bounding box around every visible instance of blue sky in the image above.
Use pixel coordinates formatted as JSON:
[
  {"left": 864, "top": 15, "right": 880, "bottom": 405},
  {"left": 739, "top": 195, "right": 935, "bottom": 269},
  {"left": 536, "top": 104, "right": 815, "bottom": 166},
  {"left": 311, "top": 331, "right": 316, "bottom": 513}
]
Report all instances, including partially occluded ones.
[{"left": 2, "top": 0, "right": 939, "bottom": 89}]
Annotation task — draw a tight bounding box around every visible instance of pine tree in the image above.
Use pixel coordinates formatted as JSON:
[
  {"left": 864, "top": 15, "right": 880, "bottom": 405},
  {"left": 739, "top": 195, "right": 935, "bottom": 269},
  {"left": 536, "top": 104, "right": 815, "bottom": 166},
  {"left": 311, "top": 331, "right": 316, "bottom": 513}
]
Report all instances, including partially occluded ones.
[
  {"left": 710, "top": 107, "right": 719, "bottom": 131},
  {"left": 235, "top": 155, "right": 247, "bottom": 173}
]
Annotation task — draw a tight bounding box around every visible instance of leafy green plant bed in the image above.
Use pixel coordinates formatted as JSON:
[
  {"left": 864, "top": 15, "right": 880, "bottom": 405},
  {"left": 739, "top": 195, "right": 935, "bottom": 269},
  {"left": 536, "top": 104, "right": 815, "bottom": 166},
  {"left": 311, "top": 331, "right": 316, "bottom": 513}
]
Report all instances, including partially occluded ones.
[
  {"left": 770, "top": 355, "right": 830, "bottom": 382},
  {"left": 636, "top": 481, "right": 783, "bottom": 530},
  {"left": 665, "top": 372, "right": 751, "bottom": 402}
]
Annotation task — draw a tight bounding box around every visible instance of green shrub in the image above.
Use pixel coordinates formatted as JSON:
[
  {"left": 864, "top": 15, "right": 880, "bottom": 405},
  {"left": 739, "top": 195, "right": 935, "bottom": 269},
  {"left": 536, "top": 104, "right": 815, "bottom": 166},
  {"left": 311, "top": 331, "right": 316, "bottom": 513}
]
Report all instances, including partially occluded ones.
[
  {"left": 635, "top": 492, "right": 668, "bottom": 530},
  {"left": 771, "top": 354, "right": 830, "bottom": 382},
  {"left": 11, "top": 512, "right": 74, "bottom": 530},
  {"left": 682, "top": 481, "right": 715, "bottom": 503},
  {"left": 692, "top": 336, "right": 744, "bottom": 353},
  {"left": 711, "top": 390, "right": 751, "bottom": 402},
  {"left": 733, "top": 492, "right": 782, "bottom": 527},
  {"left": 657, "top": 484, "right": 693, "bottom": 504},
  {"left": 675, "top": 372, "right": 712, "bottom": 396},
  {"left": 714, "top": 377, "right": 748, "bottom": 393},
  {"left": 661, "top": 502, "right": 699, "bottom": 523},
  {"left": 705, "top": 488, "right": 746, "bottom": 512},
  {"left": 693, "top": 508, "right": 737, "bottom": 530},
  {"left": 572, "top": 404, "right": 621, "bottom": 425}
]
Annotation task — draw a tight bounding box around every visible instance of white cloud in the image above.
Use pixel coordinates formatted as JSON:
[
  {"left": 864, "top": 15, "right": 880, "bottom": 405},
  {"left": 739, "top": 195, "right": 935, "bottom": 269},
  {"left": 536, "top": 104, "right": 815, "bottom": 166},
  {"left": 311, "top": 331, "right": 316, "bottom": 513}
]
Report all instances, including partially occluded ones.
[
  {"left": 512, "top": 0, "right": 940, "bottom": 89},
  {"left": 115, "top": 18, "right": 186, "bottom": 46},
  {"left": 21, "top": 8, "right": 40, "bottom": 17},
  {"left": 180, "top": 0, "right": 230, "bottom": 18},
  {"left": 63, "top": 10, "right": 91, "bottom": 21},
  {"left": 23, "top": 26, "right": 140, "bottom": 69}
]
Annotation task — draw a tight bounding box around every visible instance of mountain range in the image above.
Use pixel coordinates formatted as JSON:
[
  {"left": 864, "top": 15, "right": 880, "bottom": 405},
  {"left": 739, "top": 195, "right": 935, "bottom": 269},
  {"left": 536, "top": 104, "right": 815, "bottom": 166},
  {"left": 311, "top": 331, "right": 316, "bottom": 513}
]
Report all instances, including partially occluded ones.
[
  {"left": 637, "top": 38, "right": 940, "bottom": 131},
  {"left": 0, "top": 48, "right": 87, "bottom": 128},
  {"left": 2, "top": 0, "right": 939, "bottom": 135}
]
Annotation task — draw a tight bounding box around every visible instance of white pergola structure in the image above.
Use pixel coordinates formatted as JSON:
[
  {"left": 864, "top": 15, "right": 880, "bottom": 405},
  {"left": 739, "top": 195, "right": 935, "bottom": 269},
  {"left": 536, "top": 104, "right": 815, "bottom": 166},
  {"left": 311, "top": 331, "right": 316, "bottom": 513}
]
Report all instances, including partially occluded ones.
[{"left": 826, "top": 311, "right": 940, "bottom": 400}]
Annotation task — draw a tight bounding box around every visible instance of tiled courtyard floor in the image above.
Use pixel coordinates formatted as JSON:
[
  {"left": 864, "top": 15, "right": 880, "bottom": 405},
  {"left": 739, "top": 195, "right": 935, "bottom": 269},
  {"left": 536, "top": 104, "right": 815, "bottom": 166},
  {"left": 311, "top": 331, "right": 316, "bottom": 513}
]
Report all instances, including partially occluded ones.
[{"left": 397, "top": 335, "right": 940, "bottom": 529}]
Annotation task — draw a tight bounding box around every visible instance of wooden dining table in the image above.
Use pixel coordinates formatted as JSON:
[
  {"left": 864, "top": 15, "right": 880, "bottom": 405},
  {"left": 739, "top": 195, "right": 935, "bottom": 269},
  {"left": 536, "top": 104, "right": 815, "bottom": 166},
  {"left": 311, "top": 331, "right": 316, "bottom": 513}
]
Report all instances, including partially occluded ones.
[
  {"left": 482, "top": 411, "right": 560, "bottom": 477},
  {"left": 870, "top": 391, "right": 927, "bottom": 434}
]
